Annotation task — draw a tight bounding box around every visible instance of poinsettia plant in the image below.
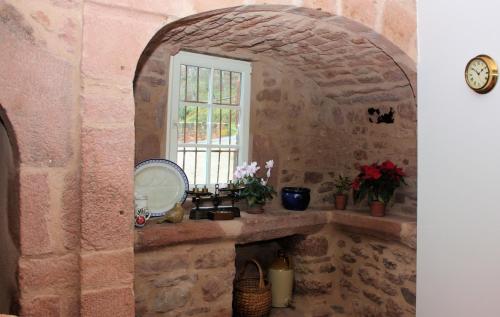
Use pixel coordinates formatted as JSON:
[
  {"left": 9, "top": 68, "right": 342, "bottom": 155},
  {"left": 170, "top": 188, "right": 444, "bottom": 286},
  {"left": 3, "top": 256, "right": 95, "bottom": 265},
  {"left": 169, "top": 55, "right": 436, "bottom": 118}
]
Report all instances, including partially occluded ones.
[
  {"left": 352, "top": 160, "right": 406, "bottom": 204},
  {"left": 234, "top": 160, "right": 276, "bottom": 207}
]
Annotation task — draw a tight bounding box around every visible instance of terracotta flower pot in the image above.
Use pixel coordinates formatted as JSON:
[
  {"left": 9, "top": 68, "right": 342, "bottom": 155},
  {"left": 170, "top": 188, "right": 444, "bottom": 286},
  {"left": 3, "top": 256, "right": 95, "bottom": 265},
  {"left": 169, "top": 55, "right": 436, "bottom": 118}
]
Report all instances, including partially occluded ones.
[
  {"left": 246, "top": 204, "right": 265, "bottom": 214},
  {"left": 334, "top": 194, "right": 348, "bottom": 210},
  {"left": 369, "top": 201, "right": 386, "bottom": 217}
]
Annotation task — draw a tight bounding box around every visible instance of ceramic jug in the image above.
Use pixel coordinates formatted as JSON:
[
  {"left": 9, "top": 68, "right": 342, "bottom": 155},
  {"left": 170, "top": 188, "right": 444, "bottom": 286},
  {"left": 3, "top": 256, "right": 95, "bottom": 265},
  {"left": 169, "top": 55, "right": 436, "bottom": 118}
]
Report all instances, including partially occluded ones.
[{"left": 268, "top": 250, "right": 294, "bottom": 307}]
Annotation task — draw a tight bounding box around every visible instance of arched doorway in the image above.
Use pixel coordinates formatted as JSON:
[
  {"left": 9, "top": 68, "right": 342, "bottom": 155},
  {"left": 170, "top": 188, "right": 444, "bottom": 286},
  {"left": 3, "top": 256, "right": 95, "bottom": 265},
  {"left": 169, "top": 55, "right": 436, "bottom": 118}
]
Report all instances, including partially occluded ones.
[{"left": 0, "top": 107, "right": 20, "bottom": 314}]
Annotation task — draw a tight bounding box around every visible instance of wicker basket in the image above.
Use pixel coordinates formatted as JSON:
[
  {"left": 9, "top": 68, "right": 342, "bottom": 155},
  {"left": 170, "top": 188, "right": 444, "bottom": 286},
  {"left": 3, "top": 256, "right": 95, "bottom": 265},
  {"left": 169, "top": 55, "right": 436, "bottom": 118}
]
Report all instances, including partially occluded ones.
[{"left": 234, "top": 259, "right": 272, "bottom": 317}]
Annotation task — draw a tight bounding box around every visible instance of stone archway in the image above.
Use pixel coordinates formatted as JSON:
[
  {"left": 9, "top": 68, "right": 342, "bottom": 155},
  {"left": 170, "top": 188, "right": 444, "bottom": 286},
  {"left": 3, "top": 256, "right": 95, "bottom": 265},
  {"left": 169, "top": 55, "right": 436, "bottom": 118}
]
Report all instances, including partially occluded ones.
[
  {"left": 134, "top": 5, "right": 417, "bottom": 212},
  {"left": 78, "top": 3, "right": 417, "bottom": 315},
  {"left": 0, "top": 106, "right": 20, "bottom": 315}
]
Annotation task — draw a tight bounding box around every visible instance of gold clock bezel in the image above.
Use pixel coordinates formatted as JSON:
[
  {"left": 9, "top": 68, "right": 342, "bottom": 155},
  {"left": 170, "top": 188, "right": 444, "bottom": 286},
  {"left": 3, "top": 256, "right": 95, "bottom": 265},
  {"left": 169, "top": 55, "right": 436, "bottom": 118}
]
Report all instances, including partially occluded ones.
[{"left": 465, "top": 54, "right": 498, "bottom": 94}]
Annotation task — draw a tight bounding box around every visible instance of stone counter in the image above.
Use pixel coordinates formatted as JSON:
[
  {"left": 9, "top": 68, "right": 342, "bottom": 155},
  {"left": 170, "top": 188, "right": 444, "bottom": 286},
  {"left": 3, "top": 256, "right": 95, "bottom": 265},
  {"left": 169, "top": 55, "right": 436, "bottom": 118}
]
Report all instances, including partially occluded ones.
[{"left": 134, "top": 209, "right": 416, "bottom": 251}]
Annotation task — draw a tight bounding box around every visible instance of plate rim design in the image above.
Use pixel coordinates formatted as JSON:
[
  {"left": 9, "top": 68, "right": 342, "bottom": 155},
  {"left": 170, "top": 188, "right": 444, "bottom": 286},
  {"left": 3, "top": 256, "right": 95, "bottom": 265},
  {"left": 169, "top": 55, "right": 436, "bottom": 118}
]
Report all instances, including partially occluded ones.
[{"left": 134, "top": 158, "right": 189, "bottom": 217}]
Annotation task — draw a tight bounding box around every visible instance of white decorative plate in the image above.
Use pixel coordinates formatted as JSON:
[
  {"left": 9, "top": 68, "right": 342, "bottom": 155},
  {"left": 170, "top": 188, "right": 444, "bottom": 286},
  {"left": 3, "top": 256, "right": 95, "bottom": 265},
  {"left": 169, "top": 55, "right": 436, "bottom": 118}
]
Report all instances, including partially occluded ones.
[{"left": 134, "top": 159, "right": 189, "bottom": 217}]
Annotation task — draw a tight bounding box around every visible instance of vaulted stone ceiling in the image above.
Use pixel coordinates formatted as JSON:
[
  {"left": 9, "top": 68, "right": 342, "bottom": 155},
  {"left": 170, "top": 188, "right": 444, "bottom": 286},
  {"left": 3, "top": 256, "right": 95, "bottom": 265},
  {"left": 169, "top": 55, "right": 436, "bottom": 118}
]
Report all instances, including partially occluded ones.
[{"left": 139, "top": 5, "right": 416, "bottom": 107}]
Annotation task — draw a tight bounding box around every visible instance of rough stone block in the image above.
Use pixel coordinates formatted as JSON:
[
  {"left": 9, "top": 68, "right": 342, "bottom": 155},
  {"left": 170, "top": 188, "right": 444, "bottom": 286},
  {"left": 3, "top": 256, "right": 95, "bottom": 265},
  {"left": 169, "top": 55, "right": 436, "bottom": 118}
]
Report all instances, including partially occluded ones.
[
  {"left": 62, "top": 171, "right": 81, "bottom": 250},
  {"left": 0, "top": 29, "right": 74, "bottom": 167},
  {"left": 19, "top": 171, "right": 51, "bottom": 255},
  {"left": 382, "top": 0, "right": 416, "bottom": 59},
  {"left": 81, "top": 85, "right": 135, "bottom": 126},
  {"left": 201, "top": 270, "right": 234, "bottom": 302},
  {"left": 194, "top": 247, "right": 235, "bottom": 269},
  {"left": 135, "top": 249, "right": 190, "bottom": 275},
  {"left": 81, "top": 127, "right": 134, "bottom": 251},
  {"left": 81, "top": 3, "right": 166, "bottom": 85},
  {"left": 18, "top": 254, "right": 79, "bottom": 292},
  {"left": 81, "top": 287, "right": 134, "bottom": 317},
  {"left": 153, "top": 284, "right": 191, "bottom": 313},
  {"left": 81, "top": 248, "right": 134, "bottom": 291},
  {"left": 20, "top": 295, "right": 60, "bottom": 317}
]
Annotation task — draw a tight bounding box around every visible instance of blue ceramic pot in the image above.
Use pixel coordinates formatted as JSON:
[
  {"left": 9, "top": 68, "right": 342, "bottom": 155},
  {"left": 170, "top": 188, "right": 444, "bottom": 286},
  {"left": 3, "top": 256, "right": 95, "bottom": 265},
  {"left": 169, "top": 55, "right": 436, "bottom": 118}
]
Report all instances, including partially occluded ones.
[{"left": 281, "top": 187, "right": 311, "bottom": 211}]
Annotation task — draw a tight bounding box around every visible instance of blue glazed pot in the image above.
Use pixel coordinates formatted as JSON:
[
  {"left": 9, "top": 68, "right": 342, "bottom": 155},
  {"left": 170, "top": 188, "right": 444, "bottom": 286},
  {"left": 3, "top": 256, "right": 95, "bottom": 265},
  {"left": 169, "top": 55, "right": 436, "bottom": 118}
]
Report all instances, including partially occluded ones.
[{"left": 281, "top": 187, "right": 311, "bottom": 211}]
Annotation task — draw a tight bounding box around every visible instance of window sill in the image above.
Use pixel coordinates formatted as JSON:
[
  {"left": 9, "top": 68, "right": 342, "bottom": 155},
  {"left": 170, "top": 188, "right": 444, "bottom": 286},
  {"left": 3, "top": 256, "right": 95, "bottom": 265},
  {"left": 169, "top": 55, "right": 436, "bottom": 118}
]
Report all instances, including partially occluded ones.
[{"left": 134, "top": 208, "right": 416, "bottom": 251}]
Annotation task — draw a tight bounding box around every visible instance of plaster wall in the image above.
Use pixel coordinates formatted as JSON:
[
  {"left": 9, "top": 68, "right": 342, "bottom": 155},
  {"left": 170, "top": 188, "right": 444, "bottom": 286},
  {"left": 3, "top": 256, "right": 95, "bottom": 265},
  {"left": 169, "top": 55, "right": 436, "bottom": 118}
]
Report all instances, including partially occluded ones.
[
  {"left": 418, "top": 1, "right": 500, "bottom": 316},
  {"left": 0, "top": 120, "right": 19, "bottom": 314}
]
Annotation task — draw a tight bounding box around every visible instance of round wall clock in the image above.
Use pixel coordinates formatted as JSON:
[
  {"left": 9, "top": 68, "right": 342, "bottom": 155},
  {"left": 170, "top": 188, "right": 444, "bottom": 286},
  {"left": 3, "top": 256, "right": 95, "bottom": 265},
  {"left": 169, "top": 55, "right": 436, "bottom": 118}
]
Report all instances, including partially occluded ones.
[{"left": 465, "top": 54, "right": 498, "bottom": 94}]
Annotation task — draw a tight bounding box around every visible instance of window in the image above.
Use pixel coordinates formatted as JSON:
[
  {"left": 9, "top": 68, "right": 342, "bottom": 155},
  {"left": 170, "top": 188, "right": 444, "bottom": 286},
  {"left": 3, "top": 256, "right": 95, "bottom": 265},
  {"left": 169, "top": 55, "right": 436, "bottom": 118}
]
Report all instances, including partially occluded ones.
[{"left": 167, "top": 51, "right": 251, "bottom": 187}]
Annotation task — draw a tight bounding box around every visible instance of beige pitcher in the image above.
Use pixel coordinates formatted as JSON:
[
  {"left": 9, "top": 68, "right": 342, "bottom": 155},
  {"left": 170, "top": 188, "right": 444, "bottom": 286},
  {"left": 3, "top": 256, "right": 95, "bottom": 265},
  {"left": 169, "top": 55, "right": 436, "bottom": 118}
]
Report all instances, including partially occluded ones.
[{"left": 268, "top": 250, "right": 294, "bottom": 308}]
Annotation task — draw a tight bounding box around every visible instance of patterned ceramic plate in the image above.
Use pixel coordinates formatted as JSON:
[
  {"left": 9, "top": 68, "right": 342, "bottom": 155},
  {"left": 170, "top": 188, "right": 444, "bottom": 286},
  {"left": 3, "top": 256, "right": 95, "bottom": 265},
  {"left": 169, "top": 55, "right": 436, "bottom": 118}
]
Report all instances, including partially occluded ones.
[{"left": 134, "top": 159, "right": 189, "bottom": 217}]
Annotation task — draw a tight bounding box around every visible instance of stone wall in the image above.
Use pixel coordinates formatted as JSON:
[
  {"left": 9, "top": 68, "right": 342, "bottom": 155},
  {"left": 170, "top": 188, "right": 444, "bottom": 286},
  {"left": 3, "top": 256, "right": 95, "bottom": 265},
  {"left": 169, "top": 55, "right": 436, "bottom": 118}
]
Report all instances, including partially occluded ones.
[
  {"left": 135, "top": 7, "right": 417, "bottom": 215},
  {"left": 134, "top": 223, "right": 416, "bottom": 317},
  {"left": 0, "top": 0, "right": 83, "bottom": 315},
  {"left": 286, "top": 226, "right": 416, "bottom": 317},
  {"left": 135, "top": 242, "right": 236, "bottom": 316}
]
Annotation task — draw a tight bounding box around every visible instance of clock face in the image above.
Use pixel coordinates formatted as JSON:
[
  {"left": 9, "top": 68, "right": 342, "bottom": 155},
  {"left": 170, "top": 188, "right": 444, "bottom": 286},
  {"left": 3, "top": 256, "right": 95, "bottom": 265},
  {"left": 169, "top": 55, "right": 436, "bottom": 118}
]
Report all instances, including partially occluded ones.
[
  {"left": 465, "top": 55, "right": 498, "bottom": 93},
  {"left": 466, "top": 58, "right": 490, "bottom": 89}
]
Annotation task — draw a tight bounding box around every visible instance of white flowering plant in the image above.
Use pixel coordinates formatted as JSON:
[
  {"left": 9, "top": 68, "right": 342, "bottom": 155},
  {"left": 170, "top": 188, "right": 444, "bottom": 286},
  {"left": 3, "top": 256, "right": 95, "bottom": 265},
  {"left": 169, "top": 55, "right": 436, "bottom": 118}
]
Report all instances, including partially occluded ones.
[{"left": 234, "top": 160, "right": 276, "bottom": 207}]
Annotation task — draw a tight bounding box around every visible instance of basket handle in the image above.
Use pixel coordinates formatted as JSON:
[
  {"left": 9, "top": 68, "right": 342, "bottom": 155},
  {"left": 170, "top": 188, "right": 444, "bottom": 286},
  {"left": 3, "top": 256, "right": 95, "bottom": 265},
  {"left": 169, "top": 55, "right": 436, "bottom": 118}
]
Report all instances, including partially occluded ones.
[{"left": 238, "top": 258, "right": 265, "bottom": 289}]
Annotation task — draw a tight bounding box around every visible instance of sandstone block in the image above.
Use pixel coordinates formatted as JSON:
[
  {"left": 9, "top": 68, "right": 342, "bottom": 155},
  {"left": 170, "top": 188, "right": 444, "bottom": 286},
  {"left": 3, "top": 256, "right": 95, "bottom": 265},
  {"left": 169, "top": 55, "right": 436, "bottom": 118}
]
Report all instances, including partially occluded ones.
[
  {"left": 400, "top": 287, "right": 416, "bottom": 306},
  {"left": 340, "top": 253, "right": 356, "bottom": 263},
  {"left": 304, "top": 171, "right": 323, "bottom": 184},
  {"left": 289, "top": 236, "right": 328, "bottom": 257},
  {"left": 340, "top": 278, "right": 359, "bottom": 294},
  {"left": 363, "top": 290, "right": 383, "bottom": 305},
  {"left": 201, "top": 270, "right": 234, "bottom": 302},
  {"left": 295, "top": 278, "right": 332, "bottom": 295},
  {"left": 61, "top": 171, "right": 81, "bottom": 250},
  {"left": 153, "top": 284, "right": 191, "bottom": 313},
  {"left": 81, "top": 3, "right": 165, "bottom": 85},
  {"left": 153, "top": 271, "right": 197, "bottom": 288},
  {"left": 81, "top": 86, "right": 135, "bottom": 126},
  {"left": 19, "top": 172, "right": 51, "bottom": 255},
  {"left": 194, "top": 247, "right": 235, "bottom": 269},
  {"left": 0, "top": 29, "right": 74, "bottom": 167},
  {"left": 81, "top": 287, "right": 134, "bottom": 317},
  {"left": 385, "top": 298, "right": 404, "bottom": 317},
  {"left": 18, "top": 254, "right": 79, "bottom": 292},
  {"left": 135, "top": 251, "right": 189, "bottom": 275},
  {"left": 342, "top": 0, "right": 378, "bottom": 28},
  {"left": 81, "top": 248, "right": 134, "bottom": 290},
  {"left": 20, "top": 295, "right": 60, "bottom": 317},
  {"left": 81, "top": 127, "right": 134, "bottom": 251},
  {"left": 382, "top": 0, "right": 416, "bottom": 60}
]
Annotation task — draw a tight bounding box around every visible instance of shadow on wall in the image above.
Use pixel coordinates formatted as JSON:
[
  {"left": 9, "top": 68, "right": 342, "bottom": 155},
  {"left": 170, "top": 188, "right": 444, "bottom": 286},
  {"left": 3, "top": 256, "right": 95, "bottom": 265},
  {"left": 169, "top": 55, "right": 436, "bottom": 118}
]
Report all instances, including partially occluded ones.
[{"left": 0, "top": 107, "right": 20, "bottom": 315}]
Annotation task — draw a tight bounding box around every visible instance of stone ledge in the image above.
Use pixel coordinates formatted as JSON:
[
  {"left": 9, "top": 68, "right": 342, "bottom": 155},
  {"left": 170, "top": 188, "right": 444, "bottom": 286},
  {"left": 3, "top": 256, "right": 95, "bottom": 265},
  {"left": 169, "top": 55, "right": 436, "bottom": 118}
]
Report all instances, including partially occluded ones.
[{"left": 134, "top": 209, "right": 416, "bottom": 251}]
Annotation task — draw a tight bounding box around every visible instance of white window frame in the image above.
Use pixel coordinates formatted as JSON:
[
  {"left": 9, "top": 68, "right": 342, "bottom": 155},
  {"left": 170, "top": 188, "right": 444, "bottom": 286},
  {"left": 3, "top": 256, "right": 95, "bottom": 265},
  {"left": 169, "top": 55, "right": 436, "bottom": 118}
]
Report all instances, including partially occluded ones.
[{"left": 166, "top": 51, "right": 252, "bottom": 186}]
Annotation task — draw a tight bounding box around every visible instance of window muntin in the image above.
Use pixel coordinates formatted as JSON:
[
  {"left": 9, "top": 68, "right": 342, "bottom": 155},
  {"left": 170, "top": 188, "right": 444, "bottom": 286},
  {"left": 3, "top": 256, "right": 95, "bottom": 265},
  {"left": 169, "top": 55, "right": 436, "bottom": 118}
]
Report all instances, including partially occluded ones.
[{"left": 167, "top": 52, "right": 251, "bottom": 187}]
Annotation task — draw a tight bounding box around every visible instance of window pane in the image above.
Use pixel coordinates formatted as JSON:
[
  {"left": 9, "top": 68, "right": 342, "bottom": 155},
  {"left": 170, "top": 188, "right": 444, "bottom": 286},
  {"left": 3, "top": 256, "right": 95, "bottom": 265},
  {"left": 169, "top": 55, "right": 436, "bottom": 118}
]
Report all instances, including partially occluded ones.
[
  {"left": 181, "top": 147, "right": 206, "bottom": 185},
  {"left": 186, "top": 65, "right": 198, "bottom": 102},
  {"left": 212, "top": 69, "right": 221, "bottom": 104},
  {"left": 210, "top": 148, "right": 238, "bottom": 185},
  {"left": 179, "top": 105, "right": 208, "bottom": 145},
  {"left": 198, "top": 67, "right": 210, "bottom": 103},
  {"left": 231, "top": 72, "right": 241, "bottom": 105},
  {"left": 221, "top": 70, "right": 231, "bottom": 105},
  {"left": 177, "top": 104, "right": 208, "bottom": 144},
  {"left": 212, "top": 107, "right": 240, "bottom": 145},
  {"left": 180, "top": 65, "right": 186, "bottom": 101}
]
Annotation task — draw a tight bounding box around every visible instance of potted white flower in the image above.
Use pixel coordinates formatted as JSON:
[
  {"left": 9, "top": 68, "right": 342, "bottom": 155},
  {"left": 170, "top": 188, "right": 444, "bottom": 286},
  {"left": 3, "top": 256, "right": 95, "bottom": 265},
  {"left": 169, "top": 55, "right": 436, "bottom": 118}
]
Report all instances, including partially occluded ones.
[{"left": 234, "top": 160, "right": 276, "bottom": 214}]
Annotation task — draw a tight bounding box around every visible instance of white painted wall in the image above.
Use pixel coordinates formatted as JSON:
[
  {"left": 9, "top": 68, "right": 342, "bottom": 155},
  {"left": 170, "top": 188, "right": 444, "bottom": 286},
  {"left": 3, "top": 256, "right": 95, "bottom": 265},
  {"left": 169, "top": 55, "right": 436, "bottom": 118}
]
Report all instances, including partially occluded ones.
[{"left": 417, "top": 1, "right": 500, "bottom": 316}]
